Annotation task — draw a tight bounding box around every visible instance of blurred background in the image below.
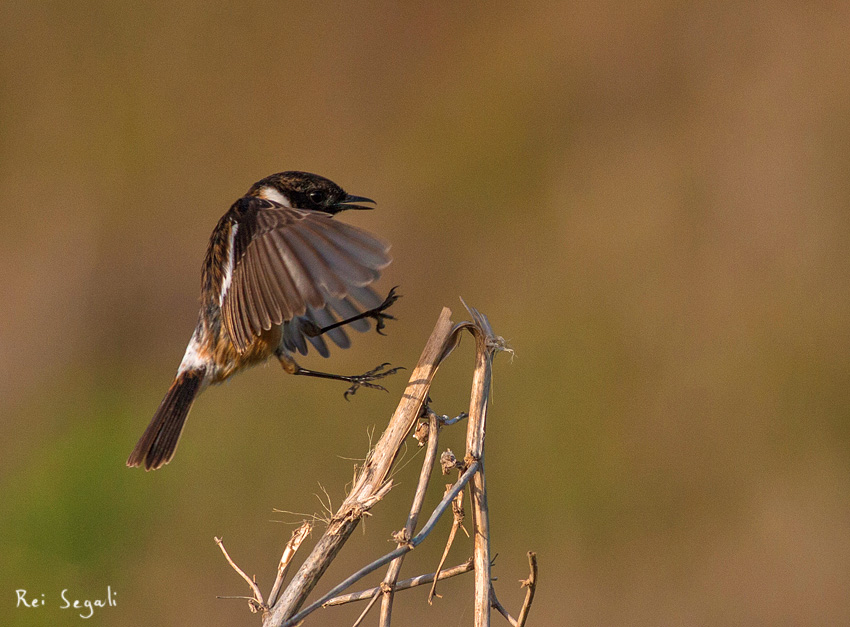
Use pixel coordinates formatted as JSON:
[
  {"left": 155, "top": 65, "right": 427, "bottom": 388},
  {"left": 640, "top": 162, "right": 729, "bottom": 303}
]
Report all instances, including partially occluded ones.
[{"left": 2, "top": 1, "right": 849, "bottom": 625}]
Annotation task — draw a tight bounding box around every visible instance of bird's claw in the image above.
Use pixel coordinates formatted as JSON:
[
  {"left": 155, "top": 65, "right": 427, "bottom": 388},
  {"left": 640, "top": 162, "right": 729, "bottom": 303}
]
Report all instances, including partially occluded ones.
[
  {"left": 343, "top": 362, "right": 405, "bottom": 400},
  {"left": 370, "top": 287, "right": 400, "bottom": 335}
]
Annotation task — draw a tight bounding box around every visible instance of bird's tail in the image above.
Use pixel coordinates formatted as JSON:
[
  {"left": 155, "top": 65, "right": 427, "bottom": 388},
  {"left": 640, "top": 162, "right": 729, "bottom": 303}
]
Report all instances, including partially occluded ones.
[{"left": 127, "top": 369, "right": 205, "bottom": 470}]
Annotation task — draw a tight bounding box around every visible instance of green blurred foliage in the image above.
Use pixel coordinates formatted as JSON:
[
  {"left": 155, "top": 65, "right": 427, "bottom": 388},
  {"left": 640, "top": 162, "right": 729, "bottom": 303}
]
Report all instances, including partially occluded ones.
[{"left": 2, "top": 1, "right": 850, "bottom": 625}]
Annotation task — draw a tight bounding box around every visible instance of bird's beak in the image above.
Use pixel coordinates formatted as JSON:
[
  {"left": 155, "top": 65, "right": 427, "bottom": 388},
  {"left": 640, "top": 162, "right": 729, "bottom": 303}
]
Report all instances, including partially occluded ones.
[{"left": 336, "top": 194, "right": 376, "bottom": 212}]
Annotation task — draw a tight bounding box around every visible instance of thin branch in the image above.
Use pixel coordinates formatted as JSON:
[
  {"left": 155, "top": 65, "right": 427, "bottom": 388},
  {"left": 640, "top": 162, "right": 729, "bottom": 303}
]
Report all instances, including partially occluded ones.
[
  {"left": 516, "top": 552, "right": 538, "bottom": 627},
  {"left": 440, "top": 411, "right": 469, "bottom": 426},
  {"left": 351, "top": 590, "right": 381, "bottom": 627},
  {"left": 461, "top": 303, "right": 504, "bottom": 627},
  {"left": 215, "top": 537, "right": 265, "bottom": 611},
  {"left": 268, "top": 522, "right": 312, "bottom": 607},
  {"left": 379, "top": 410, "right": 441, "bottom": 625},
  {"left": 429, "top": 483, "right": 466, "bottom": 604},
  {"left": 490, "top": 551, "right": 538, "bottom": 627},
  {"left": 423, "top": 405, "right": 469, "bottom": 427},
  {"left": 490, "top": 585, "right": 517, "bottom": 626},
  {"left": 324, "top": 559, "right": 474, "bottom": 606}
]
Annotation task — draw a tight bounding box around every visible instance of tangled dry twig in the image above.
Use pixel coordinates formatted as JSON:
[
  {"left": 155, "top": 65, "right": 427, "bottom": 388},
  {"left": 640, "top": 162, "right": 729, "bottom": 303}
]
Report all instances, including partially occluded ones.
[{"left": 216, "top": 305, "right": 536, "bottom": 626}]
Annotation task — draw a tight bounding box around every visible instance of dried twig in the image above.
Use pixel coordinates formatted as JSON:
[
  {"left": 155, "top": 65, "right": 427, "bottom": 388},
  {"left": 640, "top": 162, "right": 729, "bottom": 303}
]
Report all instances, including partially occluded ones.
[
  {"left": 379, "top": 409, "right": 441, "bottom": 625},
  {"left": 215, "top": 305, "right": 528, "bottom": 626},
  {"left": 516, "top": 552, "right": 538, "bottom": 627},
  {"left": 424, "top": 405, "right": 469, "bottom": 427},
  {"left": 215, "top": 537, "right": 265, "bottom": 613},
  {"left": 351, "top": 589, "right": 381, "bottom": 627},
  {"left": 490, "top": 552, "right": 538, "bottom": 627},
  {"left": 324, "top": 559, "right": 474, "bottom": 606},
  {"left": 490, "top": 586, "right": 518, "bottom": 627},
  {"left": 459, "top": 303, "right": 504, "bottom": 627},
  {"left": 268, "top": 522, "right": 312, "bottom": 607},
  {"left": 428, "top": 483, "right": 466, "bottom": 604}
]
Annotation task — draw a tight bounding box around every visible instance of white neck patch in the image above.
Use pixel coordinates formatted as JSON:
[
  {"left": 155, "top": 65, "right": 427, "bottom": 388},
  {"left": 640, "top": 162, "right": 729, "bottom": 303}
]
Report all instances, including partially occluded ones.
[{"left": 258, "top": 186, "right": 292, "bottom": 207}]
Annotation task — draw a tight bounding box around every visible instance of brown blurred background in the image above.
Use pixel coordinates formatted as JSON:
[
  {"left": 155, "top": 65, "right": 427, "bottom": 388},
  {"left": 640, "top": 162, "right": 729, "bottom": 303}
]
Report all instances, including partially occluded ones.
[{"left": 2, "top": 2, "right": 850, "bottom": 625}]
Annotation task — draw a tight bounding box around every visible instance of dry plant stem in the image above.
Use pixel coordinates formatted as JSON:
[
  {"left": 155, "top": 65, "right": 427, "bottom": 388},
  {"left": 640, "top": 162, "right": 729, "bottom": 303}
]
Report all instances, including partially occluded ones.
[
  {"left": 379, "top": 411, "right": 441, "bottom": 626},
  {"left": 425, "top": 406, "right": 468, "bottom": 427},
  {"left": 268, "top": 522, "right": 312, "bottom": 607},
  {"left": 461, "top": 305, "right": 500, "bottom": 627},
  {"left": 215, "top": 537, "right": 265, "bottom": 610},
  {"left": 324, "top": 560, "right": 474, "bottom": 606},
  {"left": 352, "top": 590, "right": 381, "bottom": 627},
  {"left": 489, "top": 586, "right": 517, "bottom": 626},
  {"left": 441, "top": 412, "right": 468, "bottom": 426},
  {"left": 264, "top": 308, "right": 456, "bottom": 627},
  {"left": 516, "top": 552, "right": 538, "bottom": 627},
  {"left": 490, "top": 551, "right": 538, "bottom": 627},
  {"left": 280, "top": 460, "right": 480, "bottom": 627},
  {"left": 428, "top": 484, "right": 465, "bottom": 604}
]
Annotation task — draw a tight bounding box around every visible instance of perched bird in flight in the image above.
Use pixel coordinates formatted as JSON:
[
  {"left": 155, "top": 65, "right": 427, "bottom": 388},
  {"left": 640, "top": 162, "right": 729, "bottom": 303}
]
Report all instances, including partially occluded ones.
[{"left": 127, "top": 171, "right": 400, "bottom": 470}]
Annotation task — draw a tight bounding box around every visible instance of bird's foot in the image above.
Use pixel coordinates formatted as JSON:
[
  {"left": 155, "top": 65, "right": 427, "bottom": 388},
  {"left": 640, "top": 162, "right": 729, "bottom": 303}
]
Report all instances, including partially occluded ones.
[
  {"left": 369, "top": 286, "right": 400, "bottom": 335},
  {"left": 343, "top": 362, "right": 405, "bottom": 400}
]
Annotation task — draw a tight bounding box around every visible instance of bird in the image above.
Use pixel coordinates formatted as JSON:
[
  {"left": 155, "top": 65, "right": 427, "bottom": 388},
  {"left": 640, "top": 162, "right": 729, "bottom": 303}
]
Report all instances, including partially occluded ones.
[{"left": 127, "top": 171, "right": 400, "bottom": 471}]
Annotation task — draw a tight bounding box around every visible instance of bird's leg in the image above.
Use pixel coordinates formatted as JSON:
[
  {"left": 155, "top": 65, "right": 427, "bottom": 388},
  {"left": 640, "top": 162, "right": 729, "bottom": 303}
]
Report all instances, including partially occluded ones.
[
  {"left": 297, "top": 363, "right": 404, "bottom": 400},
  {"left": 302, "top": 287, "right": 401, "bottom": 337},
  {"left": 277, "top": 353, "right": 403, "bottom": 400}
]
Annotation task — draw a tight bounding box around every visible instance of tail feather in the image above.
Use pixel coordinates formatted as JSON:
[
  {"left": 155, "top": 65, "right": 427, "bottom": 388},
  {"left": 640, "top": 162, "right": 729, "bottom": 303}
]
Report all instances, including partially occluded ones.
[{"left": 127, "top": 369, "right": 204, "bottom": 470}]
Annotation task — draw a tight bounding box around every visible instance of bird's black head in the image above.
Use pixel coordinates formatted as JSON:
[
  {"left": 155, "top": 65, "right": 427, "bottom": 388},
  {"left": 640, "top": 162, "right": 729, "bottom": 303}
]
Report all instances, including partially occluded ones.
[{"left": 247, "top": 171, "right": 375, "bottom": 214}]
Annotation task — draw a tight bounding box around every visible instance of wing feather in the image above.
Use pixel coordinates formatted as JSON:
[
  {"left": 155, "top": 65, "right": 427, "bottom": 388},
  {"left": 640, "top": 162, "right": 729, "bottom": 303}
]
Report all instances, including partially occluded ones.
[
  {"left": 273, "top": 229, "right": 327, "bottom": 308},
  {"left": 308, "top": 306, "right": 350, "bottom": 349},
  {"left": 235, "top": 269, "right": 255, "bottom": 350},
  {"left": 242, "top": 256, "right": 265, "bottom": 332},
  {"left": 259, "top": 233, "right": 300, "bottom": 320},
  {"left": 348, "top": 285, "right": 383, "bottom": 309},
  {"left": 283, "top": 227, "right": 349, "bottom": 298},
  {"left": 327, "top": 296, "right": 370, "bottom": 333},
  {"left": 296, "top": 223, "right": 381, "bottom": 286},
  {"left": 220, "top": 200, "right": 390, "bottom": 354},
  {"left": 304, "top": 325, "right": 331, "bottom": 357},
  {"left": 282, "top": 319, "right": 309, "bottom": 356},
  {"left": 318, "top": 221, "right": 391, "bottom": 269},
  {"left": 251, "top": 238, "right": 284, "bottom": 324},
  {"left": 249, "top": 253, "right": 276, "bottom": 331}
]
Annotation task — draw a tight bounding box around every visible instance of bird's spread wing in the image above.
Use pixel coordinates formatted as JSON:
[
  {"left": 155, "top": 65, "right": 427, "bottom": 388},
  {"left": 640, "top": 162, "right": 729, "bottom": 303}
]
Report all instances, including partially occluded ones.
[
  {"left": 220, "top": 198, "right": 391, "bottom": 353},
  {"left": 281, "top": 285, "right": 385, "bottom": 358}
]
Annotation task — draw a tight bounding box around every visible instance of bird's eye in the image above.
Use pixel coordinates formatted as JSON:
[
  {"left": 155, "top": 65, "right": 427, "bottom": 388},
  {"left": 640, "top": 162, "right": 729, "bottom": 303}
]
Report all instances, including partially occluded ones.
[{"left": 308, "top": 190, "right": 326, "bottom": 205}]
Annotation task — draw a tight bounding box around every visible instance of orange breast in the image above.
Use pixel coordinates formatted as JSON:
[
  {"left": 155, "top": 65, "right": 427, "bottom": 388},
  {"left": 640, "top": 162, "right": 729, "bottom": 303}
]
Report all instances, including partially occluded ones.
[{"left": 209, "top": 324, "right": 282, "bottom": 383}]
